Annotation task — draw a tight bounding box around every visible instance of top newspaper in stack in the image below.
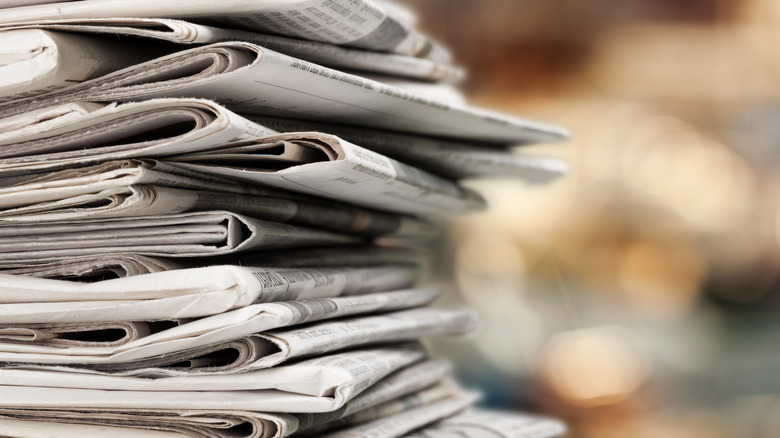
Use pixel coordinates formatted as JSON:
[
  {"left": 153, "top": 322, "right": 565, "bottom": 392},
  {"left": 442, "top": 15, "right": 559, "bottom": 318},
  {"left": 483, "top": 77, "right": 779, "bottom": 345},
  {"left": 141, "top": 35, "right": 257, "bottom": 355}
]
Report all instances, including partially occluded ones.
[{"left": 0, "top": 0, "right": 447, "bottom": 58}]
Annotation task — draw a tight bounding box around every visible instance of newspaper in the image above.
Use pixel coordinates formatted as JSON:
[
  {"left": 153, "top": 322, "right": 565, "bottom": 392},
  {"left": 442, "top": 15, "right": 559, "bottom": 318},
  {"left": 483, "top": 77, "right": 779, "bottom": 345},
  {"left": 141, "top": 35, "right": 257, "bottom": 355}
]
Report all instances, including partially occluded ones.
[
  {"left": 300, "top": 378, "right": 462, "bottom": 435},
  {"left": 0, "top": 343, "right": 428, "bottom": 413},
  {"left": 402, "top": 410, "right": 568, "bottom": 438},
  {"left": 0, "top": 101, "right": 103, "bottom": 136},
  {"left": 0, "top": 321, "right": 175, "bottom": 348},
  {"left": 0, "top": 254, "right": 185, "bottom": 279},
  {"left": 0, "top": 417, "right": 195, "bottom": 438},
  {"left": 252, "top": 116, "right": 571, "bottom": 182},
  {"left": 0, "top": 210, "right": 363, "bottom": 262},
  {"left": 31, "top": 307, "right": 477, "bottom": 376},
  {"left": 0, "top": 246, "right": 425, "bottom": 279},
  {"left": 167, "top": 134, "right": 488, "bottom": 216},
  {"left": 204, "top": 245, "right": 426, "bottom": 269},
  {"left": 0, "top": 99, "right": 282, "bottom": 173},
  {"left": 0, "top": 99, "right": 486, "bottom": 216},
  {"left": 0, "top": 264, "right": 419, "bottom": 323},
  {"left": 319, "top": 380, "right": 465, "bottom": 431},
  {"left": 0, "top": 43, "right": 569, "bottom": 144},
  {"left": 0, "top": 19, "right": 461, "bottom": 81},
  {"left": 320, "top": 392, "right": 479, "bottom": 438},
  {"left": 0, "top": 28, "right": 173, "bottom": 100},
  {"left": 0, "top": 359, "right": 452, "bottom": 438},
  {"left": 0, "top": 160, "right": 436, "bottom": 238},
  {"left": 295, "top": 359, "right": 453, "bottom": 433},
  {"left": 0, "top": 288, "right": 441, "bottom": 365},
  {"left": 0, "top": 0, "right": 447, "bottom": 59}
]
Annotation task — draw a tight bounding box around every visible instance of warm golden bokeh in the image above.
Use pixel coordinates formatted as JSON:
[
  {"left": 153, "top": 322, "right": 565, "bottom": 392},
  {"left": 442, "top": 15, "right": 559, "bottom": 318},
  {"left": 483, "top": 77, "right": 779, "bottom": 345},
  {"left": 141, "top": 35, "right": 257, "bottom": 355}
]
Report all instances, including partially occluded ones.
[{"left": 402, "top": 0, "right": 780, "bottom": 436}]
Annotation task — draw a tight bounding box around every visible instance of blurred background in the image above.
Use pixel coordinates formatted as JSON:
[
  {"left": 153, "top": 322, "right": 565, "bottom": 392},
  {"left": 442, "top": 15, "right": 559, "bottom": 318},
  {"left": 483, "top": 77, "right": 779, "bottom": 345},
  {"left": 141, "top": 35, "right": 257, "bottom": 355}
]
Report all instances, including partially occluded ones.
[{"left": 397, "top": 0, "right": 780, "bottom": 437}]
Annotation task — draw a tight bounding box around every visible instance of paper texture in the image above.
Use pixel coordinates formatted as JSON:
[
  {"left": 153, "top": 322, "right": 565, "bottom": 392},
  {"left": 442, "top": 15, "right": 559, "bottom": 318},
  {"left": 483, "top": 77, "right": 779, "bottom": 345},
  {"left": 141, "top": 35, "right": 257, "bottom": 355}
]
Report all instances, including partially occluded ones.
[
  {"left": 0, "top": 210, "right": 361, "bottom": 261},
  {"left": 0, "top": 28, "right": 171, "bottom": 100},
  {"left": 0, "top": 343, "right": 429, "bottom": 413},
  {"left": 0, "top": 158, "right": 436, "bottom": 238},
  {"left": 0, "top": 288, "right": 441, "bottom": 366},
  {"left": 402, "top": 410, "right": 568, "bottom": 438},
  {"left": 253, "top": 116, "right": 570, "bottom": 182},
  {"left": 0, "top": 43, "right": 568, "bottom": 144},
  {"left": 0, "top": 263, "right": 419, "bottom": 323},
  {"left": 0, "top": 360, "right": 454, "bottom": 438},
  {"left": 0, "top": 19, "right": 461, "bottom": 81},
  {"left": 0, "top": 98, "right": 486, "bottom": 216},
  {"left": 0, "top": 0, "right": 445, "bottom": 58},
  {"left": 320, "top": 392, "right": 478, "bottom": 438},
  {"left": 0, "top": 245, "right": 425, "bottom": 279}
]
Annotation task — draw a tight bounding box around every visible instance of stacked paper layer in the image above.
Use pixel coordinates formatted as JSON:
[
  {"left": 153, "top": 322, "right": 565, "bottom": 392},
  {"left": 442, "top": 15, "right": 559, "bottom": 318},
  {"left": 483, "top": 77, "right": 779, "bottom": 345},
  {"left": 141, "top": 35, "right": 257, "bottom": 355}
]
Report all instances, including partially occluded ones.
[{"left": 0, "top": 1, "right": 568, "bottom": 437}]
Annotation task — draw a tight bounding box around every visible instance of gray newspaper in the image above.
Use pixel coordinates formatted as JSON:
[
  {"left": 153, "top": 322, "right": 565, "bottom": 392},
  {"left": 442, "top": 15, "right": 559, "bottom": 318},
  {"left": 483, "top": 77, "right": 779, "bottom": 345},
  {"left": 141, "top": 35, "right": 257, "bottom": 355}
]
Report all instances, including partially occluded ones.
[
  {"left": 0, "top": 210, "right": 360, "bottom": 261},
  {"left": 0, "top": 264, "right": 420, "bottom": 323},
  {"left": 0, "top": 159, "right": 436, "bottom": 238},
  {"left": 0, "top": 22, "right": 460, "bottom": 86},
  {"left": 0, "top": 99, "right": 487, "bottom": 216},
  {"left": 0, "top": 0, "right": 446, "bottom": 58},
  {"left": 0, "top": 43, "right": 568, "bottom": 144},
  {"left": 402, "top": 410, "right": 568, "bottom": 438},
  {"left": 0, "top": 289, "right": 442, "bottom": 366},
  {"left": 253, "top": 116, "right": 570, "bottom": 182},
  {"left": 0, "top": 359, "right": 453, "bottom": 438},
  {"left": 0, "top": 246, "right": 424, "bottom": 279},
  {"left": 0, "top": 343, "right": 428, "bottom": 412}
]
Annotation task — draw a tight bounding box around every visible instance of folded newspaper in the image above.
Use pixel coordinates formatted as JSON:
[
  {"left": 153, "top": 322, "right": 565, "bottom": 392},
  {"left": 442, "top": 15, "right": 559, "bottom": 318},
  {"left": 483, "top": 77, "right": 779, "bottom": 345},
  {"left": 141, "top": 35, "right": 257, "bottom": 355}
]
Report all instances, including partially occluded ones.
[
  {"left": 0, "top": 28, "right": 175, "bottom": 100},
  {"left": 0, "top": 0, "right": 448, "bottom": 58},
  {"left": 0, "top": 343, "right": 428, "bottom": 412},
  {"left": 0, "top": 263, "right": 420, "bottom": 322},
  {"left": 0, "top": 359, "right": 461, "bottom": 438},
  {"left": 0, "top": 43, "right": 569, "bottom": 144},
  {"left": 1, "top": 307, "right": 476, "bottom": 376},
  {"left": 402, "top": 409, "right": 568, "bottom": 438},
  {"left": 0, "top": 22, "right": 461, "bottom": 87},
  {"left": 0, "top": 159, "right": 437, "bottom": 238},
  {"left": 0, "top": 245, "right": 425, "bottom": 279},
  {"left": 0, "top": 210, "right": 364, "bottom": 261},
  {"left": 0, "top": 291, "right": 447, "bottom": 367},
  {"left": 253, "top": 116, "right": 570, "bottom": 182},
  {"left": 0, "top": 99, "right": 487, "bottom": 216}
]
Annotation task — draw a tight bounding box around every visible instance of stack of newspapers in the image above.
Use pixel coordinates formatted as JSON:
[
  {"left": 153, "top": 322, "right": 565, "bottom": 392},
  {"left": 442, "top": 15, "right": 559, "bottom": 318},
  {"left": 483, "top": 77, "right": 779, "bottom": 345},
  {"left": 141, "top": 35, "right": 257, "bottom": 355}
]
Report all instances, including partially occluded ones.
[{"left": 0, "top": 1, "right": 569, "bottom": 437}]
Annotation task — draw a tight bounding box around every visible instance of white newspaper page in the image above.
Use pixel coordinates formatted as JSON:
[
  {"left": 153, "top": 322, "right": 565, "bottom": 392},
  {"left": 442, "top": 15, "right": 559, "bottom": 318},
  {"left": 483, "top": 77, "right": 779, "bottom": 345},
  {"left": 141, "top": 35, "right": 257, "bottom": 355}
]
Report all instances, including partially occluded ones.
[
  {"left": 0, "top": 264, "right": 419, "bottom": 323},
  {"left": 0, "top": 0, "right": 443, "bottom": 58},
  {"left": 0, "top": 417, "right": 192, "bottom": 438},
  {"left": 0, "top": 181, "right": 435, "bottom": 240},
  {"left": 53, "top": 307, "right": 476, "bottom": 376},
  {"left": 253, "top": 116, "right": 571, "bottom": 181},
  {"left": 0, "top": 159, "right": 435, "bottom": 238},
  {"left": 0, "top": 288, "right": 441, "bottom": 365},
  {"left": 1, "top": 18, "right": 461, "bottom": 81},
  {"left": 402, "top": 410, "right": 568, "bottom": 438},
  {"left": 0, "top": 254, "right": 183, "bottom": 279},
  {"left": 0, "top": 210, "right": 361, "bottom": 261},
  {"left": 0, "top": 28, "right": 172, "bottom": 101},
  {"left": 169, "top": 133, "right": 488, "bottom": 216},
  {"left": 0, "top": 44, "right": 568, "bottom": 144},
  {"left": 297, "top": 361, "right": 455, "bottom": 436},
  {"left": 0, "top": 97, "right": 485, "bottom": 217},
  {"left": 321, "top": 392, "right": 478, "bottom": 438},
  {"left": 0, "top": 98, "right": 280, "bottom": 174},
  {"left": 0, "top": 245, "right": 425, "bottom": 279},
  {"left": 330, "top": 380, "right": 465, "bottom": 431},
  {"left": 0, "top": 360, "right": 451, "bottom": 438},
  {"left": 0, "top": 343, "right": 428, "bottom": 413},
  {"left": 241, "top": 307, "right": 477, "bottom": 371}
]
